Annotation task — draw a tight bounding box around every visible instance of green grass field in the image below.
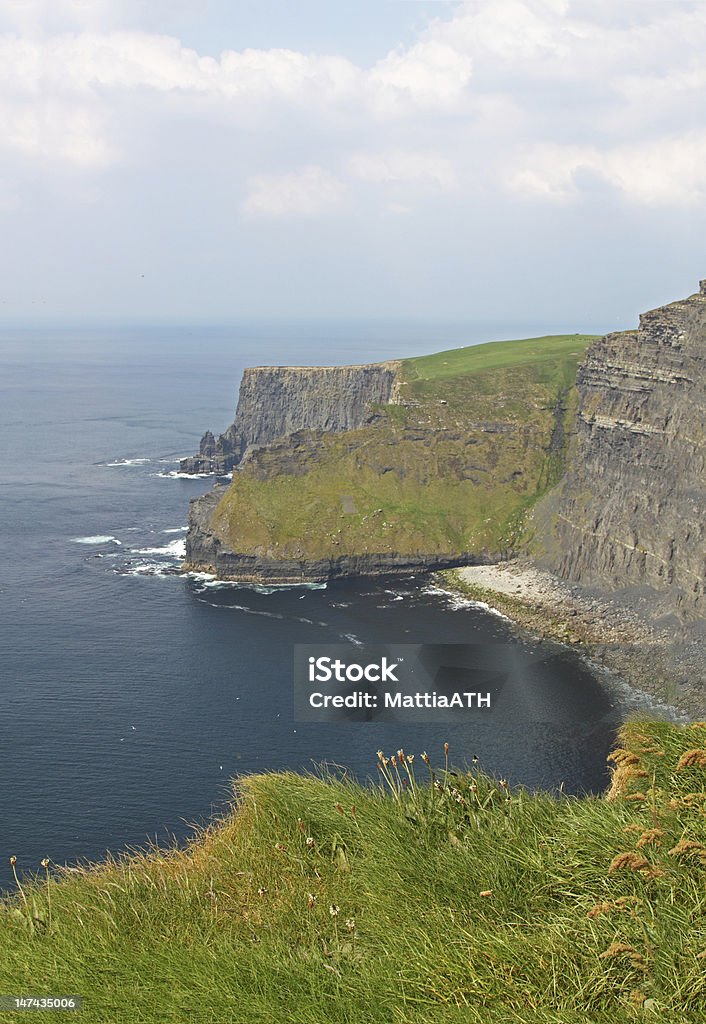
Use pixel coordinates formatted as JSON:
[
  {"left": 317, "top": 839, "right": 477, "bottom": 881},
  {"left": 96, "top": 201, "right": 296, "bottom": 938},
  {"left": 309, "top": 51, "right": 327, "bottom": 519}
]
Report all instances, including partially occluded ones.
[
  {"left": 210, "top": 334, "right": 596, "bottom": 563},
  {"left": 1, "top": 720, "right": 704, "bottom": 1023},
  {"left": 406, "top": 334, "right": 595, "bottom": 384}
]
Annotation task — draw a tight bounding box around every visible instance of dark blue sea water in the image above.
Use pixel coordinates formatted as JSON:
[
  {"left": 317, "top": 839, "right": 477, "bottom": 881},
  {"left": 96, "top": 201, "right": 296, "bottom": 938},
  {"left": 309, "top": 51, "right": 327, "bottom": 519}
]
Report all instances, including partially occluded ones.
[{"left": 0, "top": 321, "right": 655, "bottom": 891}]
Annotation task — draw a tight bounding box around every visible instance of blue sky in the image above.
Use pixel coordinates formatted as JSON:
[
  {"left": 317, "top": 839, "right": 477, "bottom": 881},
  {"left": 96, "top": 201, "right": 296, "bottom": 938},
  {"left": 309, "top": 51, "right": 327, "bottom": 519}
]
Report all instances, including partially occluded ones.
[{"left": 0, "top": 0, "right": 704, "bottom": 329}]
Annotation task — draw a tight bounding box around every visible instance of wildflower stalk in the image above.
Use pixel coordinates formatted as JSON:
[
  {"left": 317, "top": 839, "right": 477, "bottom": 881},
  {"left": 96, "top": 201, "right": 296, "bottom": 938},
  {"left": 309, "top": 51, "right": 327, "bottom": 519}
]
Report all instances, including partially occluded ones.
[
  {"left": 9, "top": 857, "right": 32, "bottom": 930},
  {"left": 9, "top": 860, "right": 29, "bottom": 917},
  {"left": 390, "top": 755, "right": 403, "bottom": 794},
  {"left": 41, "top": 858, "right": 52, "bottom": 930},
  {"left": 402, "top": 753, "right": 419, "bottom": 801},
  {"left": 377, "top": 752, "right": 401, "bottom": 803}
]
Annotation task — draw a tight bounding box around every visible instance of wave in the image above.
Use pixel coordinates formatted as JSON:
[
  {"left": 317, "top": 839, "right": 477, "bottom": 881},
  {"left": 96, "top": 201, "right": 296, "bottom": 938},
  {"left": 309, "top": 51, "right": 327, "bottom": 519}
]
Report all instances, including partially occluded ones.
[
  {"left": 154, "top": 470, "right": 215, "bottom": 479},
  {"left": 71, "top": 535, "right": 122, "bottom": 545},
  {"left": 198, "top": 601, "right": 285, "bottom": 620},
  {"left": 192, "top": 578, "right": 240, "bottom": 589},
  {"left": 423, "top": 584, "right": 510, "bottom": 620},
  {"left": 196, "top": 598, "right": 327, "bottom": 626},
  {"left": 186, "top": 571, "right": 217, "bottom": 583},
  {"left": 132, "top": 538, "right": 186, "bottom": 558},
  {"left": 341, "top": 632, "right": 363, "bottom": 646},
  {"left": 162, "top": 526, "right": 188, "bottom": 534},
  {"left": 190, "top": 576, "right": 327, "bottom": 594},
  {"left": 114, "top": 563, "right": 181, "bottom": 578},
  {"left": 102, "top": 458, "right": 151, "bottom": 467}
]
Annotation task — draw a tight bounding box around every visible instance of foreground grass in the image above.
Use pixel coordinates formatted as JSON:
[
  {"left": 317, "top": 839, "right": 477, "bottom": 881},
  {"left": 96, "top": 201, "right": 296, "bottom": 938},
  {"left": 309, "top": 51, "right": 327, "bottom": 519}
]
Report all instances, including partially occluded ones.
[
  {"left": 211, "top": 335, "right": 595, "bottom": 561},
  {"left": 2, "top": 721, "right": 705, "bottom": 1023}
]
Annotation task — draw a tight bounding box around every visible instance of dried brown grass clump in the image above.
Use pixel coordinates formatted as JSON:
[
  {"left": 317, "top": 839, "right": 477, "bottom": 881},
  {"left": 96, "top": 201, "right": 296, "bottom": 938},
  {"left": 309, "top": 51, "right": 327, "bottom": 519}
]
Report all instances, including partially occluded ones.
[
  {"left": 606, "top": 746, "right": 646, "bottom": 801},
  {"left": 608, "top": 748, "right": 641, "bottom": 768},
  {"left": 587, "top": 902, "right": 613, "bottom": 918},
  {"left": 599, "top": 943, "right": 647, "bottom": 969},
  {"left": 608, "top": 852, "right": 651, "bottom": 873},
  {"left": 607, "top": 852, "right": 663, "bottom": 878},
  {"left": 636, "top": 828, "right": 665, "bottom": 849},
  {"left": 676, "top": 749, "right": 706, "bottom": 770},
  {"left": 667, "top": 839, "right": 706, "bottom": 863},
  {"left": 606, "top": 771, "right": 640, "bottom": 801}
]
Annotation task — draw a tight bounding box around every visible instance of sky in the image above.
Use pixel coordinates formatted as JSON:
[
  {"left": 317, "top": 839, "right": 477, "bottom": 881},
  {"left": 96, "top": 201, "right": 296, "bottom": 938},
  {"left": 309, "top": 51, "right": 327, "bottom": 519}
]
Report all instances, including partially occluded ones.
[{"left": 0, "top": 0, "right": 704, "bottom": 330}]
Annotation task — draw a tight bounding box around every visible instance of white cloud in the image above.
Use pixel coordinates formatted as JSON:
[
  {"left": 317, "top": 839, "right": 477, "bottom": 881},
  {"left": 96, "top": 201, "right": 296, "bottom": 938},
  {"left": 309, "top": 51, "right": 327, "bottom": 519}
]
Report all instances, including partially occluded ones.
[
  {"left": 0, "top": 0, "right": 160, "bottom": 35},
  {"left": 0, "top": 96, "right": 113, "bottom": 166},
  {"left": 349, "top": 150, "right": 456, "bottom": 191},
  {"left": 368, "top": 39, "right": 472, "bottom": 113},
  {"left": 242, "top": 166, "right": 346, "bottom": 219},
  {"left": 431, "top": 0, "right": 572, "bottom": 64},
  {"left": 507, "top": 134, "right": 706, "bottom": 207},
  {"left": 0, "top": 28, "right": 472, "bottom": 111},
  {"left": 605, "top": 135, "right": 706, "bottom": 206},
  {"left": 0, "top": 0, "right": 704, "bottom": 215},
  {"left": 507, "top": 144, "right": 596, "bottom": 202},
  {"left": 0, "top": 32, "right": 360, "bottom": 101}
]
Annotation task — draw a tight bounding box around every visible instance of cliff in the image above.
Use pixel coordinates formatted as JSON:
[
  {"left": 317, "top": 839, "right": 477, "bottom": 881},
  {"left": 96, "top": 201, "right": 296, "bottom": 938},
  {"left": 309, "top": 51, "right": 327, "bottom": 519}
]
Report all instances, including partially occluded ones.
[
  {"left": 185, "top": 486, "right": 474, "bottom": 583},
  {"left": 180, "top": 362, "right": 400, "bottom": 474},
  {"left": 183, "top": 335, "right": 593, "bottom": 582},
  {"left": 532, "top": 281, "right": 706, "bottom": 625}
]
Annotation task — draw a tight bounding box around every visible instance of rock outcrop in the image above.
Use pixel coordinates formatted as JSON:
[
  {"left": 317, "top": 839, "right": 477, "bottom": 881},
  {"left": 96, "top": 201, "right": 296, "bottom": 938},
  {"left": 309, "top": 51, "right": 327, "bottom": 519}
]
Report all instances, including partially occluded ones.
[
  {"left": 533, "top": 281, "right": 706, "bottom": 624},
  {"left": 181, "top": 338, "right": 588, "bottom": 583},
  {"left": 180, "top": 362, "right": 400, "bottom": 474},
  {"left": 184, "top": 486, "right": 477, "bottom": 583}
]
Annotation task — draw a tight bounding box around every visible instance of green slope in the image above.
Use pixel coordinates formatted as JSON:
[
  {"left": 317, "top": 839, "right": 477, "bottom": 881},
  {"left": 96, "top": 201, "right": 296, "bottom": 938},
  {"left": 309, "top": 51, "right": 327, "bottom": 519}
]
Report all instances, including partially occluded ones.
[
  {"left": 2, "top": 721, "right": 704, "bottom": 1022},
  {"left": 407, "top": 333, "right": 594, "bottom": 382},
  {"left": 210, "top": 334, "right": 596, "bottom": 562}
]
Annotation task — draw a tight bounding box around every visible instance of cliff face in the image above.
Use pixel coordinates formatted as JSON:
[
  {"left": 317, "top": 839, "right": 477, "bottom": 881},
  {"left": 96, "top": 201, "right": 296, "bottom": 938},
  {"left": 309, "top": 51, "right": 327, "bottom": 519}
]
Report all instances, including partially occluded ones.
[
  {"left": 185, "top": 487, "right": 475, "bottom": 583},
  {"left": 180, "top": 362, "right": 400, "bottom": 474},
  {"left": 182, "top": 335, "right": 590, "bottom": 583},
  {"left": 533, "top": 282, "right": 706, "bottom": 622}
]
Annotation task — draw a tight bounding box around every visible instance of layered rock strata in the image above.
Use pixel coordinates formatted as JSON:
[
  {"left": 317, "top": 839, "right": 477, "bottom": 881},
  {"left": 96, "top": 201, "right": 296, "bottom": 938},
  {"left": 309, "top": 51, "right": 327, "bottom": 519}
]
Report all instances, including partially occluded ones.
[
  {"left": 534, "top": 282, "right": 706, "bottom": 624},
  {"left": 185, "top": 487, "right": 477, "bottom": 583},
  {"left": 180, "top": 362, "right": 400, "bottom": 474}
]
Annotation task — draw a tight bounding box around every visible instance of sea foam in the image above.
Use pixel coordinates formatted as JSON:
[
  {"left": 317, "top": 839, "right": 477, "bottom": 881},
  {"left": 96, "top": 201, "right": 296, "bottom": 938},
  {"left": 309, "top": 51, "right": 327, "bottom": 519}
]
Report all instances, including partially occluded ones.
[
  {"left": 103, "top": 458, "right": 151, "bottom": 467},
  {"left": 155, "top": 470, "right": 213, "bottom": 480},
  {"left": 133, "top": 538, "right": 186, "bottom": 558},
  {"left": 423, "top": 584, "right": 510, "bottom": 620},
  {"left": 72, "top": 535, "right": 122, "bottom": 545}
]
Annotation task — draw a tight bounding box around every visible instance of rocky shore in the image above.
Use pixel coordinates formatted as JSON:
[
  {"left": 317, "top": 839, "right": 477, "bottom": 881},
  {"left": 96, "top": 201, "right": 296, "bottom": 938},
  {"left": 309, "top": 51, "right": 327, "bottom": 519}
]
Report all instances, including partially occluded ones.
[{"left": 442, "top": 561, "right": 705, "bottom": 715}]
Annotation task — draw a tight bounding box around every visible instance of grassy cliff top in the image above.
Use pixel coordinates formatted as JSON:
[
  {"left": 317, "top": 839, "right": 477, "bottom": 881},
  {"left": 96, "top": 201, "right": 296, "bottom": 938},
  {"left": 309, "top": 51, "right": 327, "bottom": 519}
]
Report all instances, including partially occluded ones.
[
  {"left": 406, "top": 334, "right": 595, "bottom": 383},
  {"left": 209, "top": 334, "right": 597, "bottom": 563},
  {"left": 1, "top": 720, "right": 705, "bottom": 1022}
]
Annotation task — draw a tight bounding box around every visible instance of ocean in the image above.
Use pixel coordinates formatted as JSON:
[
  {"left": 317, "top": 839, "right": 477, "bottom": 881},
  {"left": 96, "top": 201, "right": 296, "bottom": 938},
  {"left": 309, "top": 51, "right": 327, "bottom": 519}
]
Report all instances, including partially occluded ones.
[{"left": 0, "top": 321, "right": 657, "bottom": 891}]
